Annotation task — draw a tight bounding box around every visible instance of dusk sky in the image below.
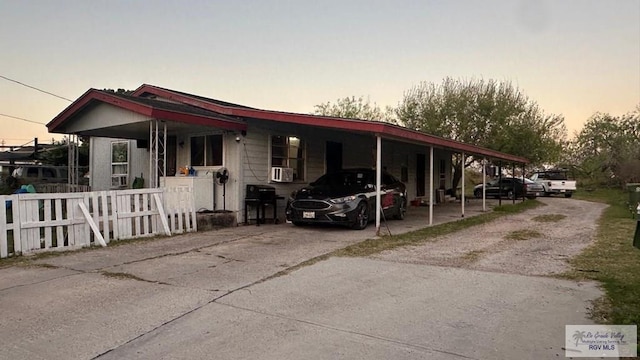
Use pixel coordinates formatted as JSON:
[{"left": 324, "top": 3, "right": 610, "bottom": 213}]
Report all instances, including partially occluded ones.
[{"left": 1, "top": 0, "right": 638, "bottom": 145}]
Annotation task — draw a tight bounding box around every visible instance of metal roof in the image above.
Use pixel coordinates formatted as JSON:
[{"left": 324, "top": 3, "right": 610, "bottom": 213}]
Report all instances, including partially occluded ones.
[{"left": 48, "top": 84, "right": 529, "bottom": 163}]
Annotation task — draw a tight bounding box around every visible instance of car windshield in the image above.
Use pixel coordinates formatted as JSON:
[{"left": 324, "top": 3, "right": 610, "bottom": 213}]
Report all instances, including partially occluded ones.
[{"left": 312, "top": 171, "right": 371, "bottom": 190}]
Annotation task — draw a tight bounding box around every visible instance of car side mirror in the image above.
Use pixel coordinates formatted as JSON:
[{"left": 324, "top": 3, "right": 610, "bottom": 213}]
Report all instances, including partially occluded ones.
[{"left": 365, "top": 184, "right": 375, "bottom": 190}]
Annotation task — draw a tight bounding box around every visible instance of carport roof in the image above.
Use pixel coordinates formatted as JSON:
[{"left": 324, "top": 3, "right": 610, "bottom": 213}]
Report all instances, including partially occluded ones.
[
  {"left": 48, "top": 84, "right": 529, "bottom": 164},
  {"left": 133, "top": 84, "right": 529, "bottom": 163}
]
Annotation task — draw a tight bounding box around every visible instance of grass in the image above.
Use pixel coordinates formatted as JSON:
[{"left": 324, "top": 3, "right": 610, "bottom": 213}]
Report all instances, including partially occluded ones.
[
  {"left": 462, "top": 249, "right": 485, "bottom": 262},
  {"left": 331, "top": 199, "right": 542, "bottom": 258},
  {"left": 504, "top": 229, "right": 542, "bottom": 241},
  {"left": 100, "top": 271, "right": 151, "bottom": 282},
  {"left": 532, "top": 214, "right": 566, "bottom": 223},
  {"left": 562, "top": 188, "right": 640, "bottom": 338}
]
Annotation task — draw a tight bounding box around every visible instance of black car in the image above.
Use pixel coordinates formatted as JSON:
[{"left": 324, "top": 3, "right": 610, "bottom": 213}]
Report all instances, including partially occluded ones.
[
  {"left": 473, "top": 177, "right": 545, "bottom": 199},
  {"left": 285, "top": 168, "right": 407, "bottom": 230}
]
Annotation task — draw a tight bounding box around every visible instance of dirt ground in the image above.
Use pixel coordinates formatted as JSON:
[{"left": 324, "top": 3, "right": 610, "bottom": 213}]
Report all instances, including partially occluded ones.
[{"left": 372, "top": 197, "right": 608, "bottom": 276}]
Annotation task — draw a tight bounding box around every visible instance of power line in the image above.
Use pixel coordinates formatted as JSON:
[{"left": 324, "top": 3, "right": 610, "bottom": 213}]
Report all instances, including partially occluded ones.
[
  {"left": 0, "top": 113, "right": 47, "bottom": 125},
  {"left": 0, "top": 75, "right": 73, "bottom": 102}
]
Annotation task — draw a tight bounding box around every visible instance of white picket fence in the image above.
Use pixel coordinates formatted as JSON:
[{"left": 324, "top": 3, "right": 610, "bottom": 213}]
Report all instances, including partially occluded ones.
[{"left": 0, "top": 187, "right": 197, "bottom": 258}]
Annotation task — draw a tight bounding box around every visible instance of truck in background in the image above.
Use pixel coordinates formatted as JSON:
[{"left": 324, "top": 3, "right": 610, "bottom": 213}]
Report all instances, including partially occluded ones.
[{"left": 529, "top": 169, "right": 577, "bottom": 198}]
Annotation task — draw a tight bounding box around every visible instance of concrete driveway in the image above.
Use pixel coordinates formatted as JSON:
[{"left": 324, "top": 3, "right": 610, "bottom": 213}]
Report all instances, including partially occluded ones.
[{"left": 0, "top": 198, "right": 605, "bottom": 359}]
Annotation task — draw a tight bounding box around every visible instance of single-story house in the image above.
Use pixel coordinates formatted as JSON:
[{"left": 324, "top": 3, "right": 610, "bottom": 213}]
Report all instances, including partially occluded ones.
[{"left": 46, "top": 84, "right": 528, "bottom": 234}]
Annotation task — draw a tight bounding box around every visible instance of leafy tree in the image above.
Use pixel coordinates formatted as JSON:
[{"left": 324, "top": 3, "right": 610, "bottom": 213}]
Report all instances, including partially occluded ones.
[
  {"left": 38, "top": 136, "right": 89, "bottom": 167},
  {"left": 568, "top": 106, "right": 640, "bottom": 186},
  {"left": 395, "top": 78, "right": 566, "bottom": 191},
  {"left": 313, "top": 96, "right": 397, "bottom": 123},
  {"left": 102, "top": 88, "right": 135, "bottom": 95}
]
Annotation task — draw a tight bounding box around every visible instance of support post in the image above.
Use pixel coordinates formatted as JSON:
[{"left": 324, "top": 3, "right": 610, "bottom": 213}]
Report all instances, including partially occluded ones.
[
  {"left": 375, "top": 136, "right": 382, "bottom": 236},
  {"left": 512, "top": 163, "right": 516, "bottom": 204},
  {"left": 429, "top": 146, "right": 434, "bottom": 226},
  {"left": 482, "top": 157, "right": 486, "bottom": 212},
  {"left": 522, "top": 163, "right": 526, "bottom": 202},
  {"left": 461, "top": 152, "right": 465, "bottom": 218},
  {"left": 498, "top": 161, "right": 502, "bottom": 206}
]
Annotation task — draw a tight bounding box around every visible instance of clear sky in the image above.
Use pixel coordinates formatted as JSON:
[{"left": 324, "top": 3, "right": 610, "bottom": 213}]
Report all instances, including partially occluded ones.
[{"left": 1, "top": 0, "right": 638, "bottom": 145}]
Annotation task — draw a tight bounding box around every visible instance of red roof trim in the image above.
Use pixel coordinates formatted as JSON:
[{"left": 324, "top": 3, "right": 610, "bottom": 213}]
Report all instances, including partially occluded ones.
[
  {"left": 133, "top": 84, "right": 529, "bottom": 163},
  {"left": 47, "top": 89, "right": 247, "bottom": 133}
]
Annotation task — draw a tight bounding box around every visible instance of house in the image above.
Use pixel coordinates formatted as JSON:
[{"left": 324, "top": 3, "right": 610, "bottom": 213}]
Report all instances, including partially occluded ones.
[{"left": 47, "top": 84, "right": 528, "bottom": 234}]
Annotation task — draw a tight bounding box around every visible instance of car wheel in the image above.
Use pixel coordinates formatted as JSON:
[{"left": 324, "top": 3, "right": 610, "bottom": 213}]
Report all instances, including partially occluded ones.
[
  {"left": 507, "top": 191, "right": 514, "bottom": 200},
  {"left": 564, "top": 193, "right": 572, "bottom": 198},
  {"left": 474, "top": 189, "right": 482, "bottom": 198},
  {"left": 393, "top": 197, "right": 406, "bottom": 220},
  {"left": 351, "top": 202, "right": 369, "bottom": 230}
]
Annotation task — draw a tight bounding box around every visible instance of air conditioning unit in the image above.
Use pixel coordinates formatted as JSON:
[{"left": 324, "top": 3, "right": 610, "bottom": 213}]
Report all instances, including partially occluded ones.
[{"left": 271, "top": 167, "right": 294, "bottom": 182}]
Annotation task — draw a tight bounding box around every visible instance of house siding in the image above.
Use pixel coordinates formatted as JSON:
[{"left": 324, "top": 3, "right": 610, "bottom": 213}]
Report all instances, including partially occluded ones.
[
  {"left": 89, "top": 137, "right": 149, "bottom": 191},
  {"left": 65, "top": 103, "right": 152, "bottom": 133}
]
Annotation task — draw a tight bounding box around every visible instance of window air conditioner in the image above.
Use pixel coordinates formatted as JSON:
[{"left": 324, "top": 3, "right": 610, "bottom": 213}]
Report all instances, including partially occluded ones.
[{"left": 271, "top": 167, "right": 294, "bottom": 182}]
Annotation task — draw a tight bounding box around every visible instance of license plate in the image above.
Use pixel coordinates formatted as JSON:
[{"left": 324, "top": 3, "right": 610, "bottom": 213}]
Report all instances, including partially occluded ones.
[
  {"left": 560, "top": 189, "right": 566, "bottom": 193},
  {"left": 303, "top": 211, "right": 315, "bottom": 219},
  {"left": 535, "top": 192, "right": 541, "bottom": 196}
]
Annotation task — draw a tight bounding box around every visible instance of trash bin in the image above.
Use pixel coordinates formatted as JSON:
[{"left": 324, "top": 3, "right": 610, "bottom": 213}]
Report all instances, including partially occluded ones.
[{"left": 626, "top": 183, "right": 640, "bottom": 219}]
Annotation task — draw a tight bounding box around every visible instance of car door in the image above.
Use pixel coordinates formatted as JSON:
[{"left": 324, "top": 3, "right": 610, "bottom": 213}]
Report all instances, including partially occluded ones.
[{"left": 485, "top": 180, "right": 500, "bottom": 197}]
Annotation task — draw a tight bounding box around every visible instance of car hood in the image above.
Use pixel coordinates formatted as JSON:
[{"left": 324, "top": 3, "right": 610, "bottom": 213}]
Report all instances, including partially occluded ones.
[{"left": 294, "top": 186, "right": 363, "bottom": 200}]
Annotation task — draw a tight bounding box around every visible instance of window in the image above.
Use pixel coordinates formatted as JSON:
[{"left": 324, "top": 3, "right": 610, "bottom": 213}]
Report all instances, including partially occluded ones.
[
  {"left": 271, "top": 135, "right": 305, "bottom": 181},
  {"left": 111, "top": 141, "right": 129, "bottom": 188},
  {"left": 191, "top": 134, "right": 222, "bottom": 166}
]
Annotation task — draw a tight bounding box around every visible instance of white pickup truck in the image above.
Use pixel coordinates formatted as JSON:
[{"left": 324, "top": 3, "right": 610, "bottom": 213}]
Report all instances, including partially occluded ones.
[{"left": 530, "top": 170, "right": 577, "bottom": 198}]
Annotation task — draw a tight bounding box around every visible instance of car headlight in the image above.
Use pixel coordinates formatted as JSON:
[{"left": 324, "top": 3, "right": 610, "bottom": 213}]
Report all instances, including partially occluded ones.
[{"left": 330, "top": 195, "right": 357, "bottom": 204}]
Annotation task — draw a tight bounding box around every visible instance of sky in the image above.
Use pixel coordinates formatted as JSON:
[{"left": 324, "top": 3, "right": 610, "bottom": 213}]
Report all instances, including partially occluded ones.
[{"left": 1, "top": 0, "right": 639, "bottom": 146}]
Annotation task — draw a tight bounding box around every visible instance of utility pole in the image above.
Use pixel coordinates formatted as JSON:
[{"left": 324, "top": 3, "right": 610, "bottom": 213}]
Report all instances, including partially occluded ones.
[{"left": 33, "top": 137, "right": 38, "bottom": 162}]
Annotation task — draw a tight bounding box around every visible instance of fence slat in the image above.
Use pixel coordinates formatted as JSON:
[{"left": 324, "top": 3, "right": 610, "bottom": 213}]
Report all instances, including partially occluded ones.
[
  {"left": 133, "top": 193, "right": 142, "bottom": 237},
  {"left": 0, "top": 187, "right": 194, "bottom": 258},
  {"left": 54, "top": 198, "right": 64, "bottom": 248},
  {"left": 0, "top": 195, "right": 8, "bottom": 257},
  {"left": 43, "top": 200, "right": 52, "bottom": 249},
  {"left": 11, "top": 196, "right": 21, "bottom": 255},
  {"left": 78, "top": 202, "right": 106, "bottom": 247}
]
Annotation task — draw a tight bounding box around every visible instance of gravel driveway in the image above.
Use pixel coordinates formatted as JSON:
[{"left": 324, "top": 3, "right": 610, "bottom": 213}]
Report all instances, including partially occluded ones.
[{"left": 372, "top": 197, "right": 607, "bottom": 276}]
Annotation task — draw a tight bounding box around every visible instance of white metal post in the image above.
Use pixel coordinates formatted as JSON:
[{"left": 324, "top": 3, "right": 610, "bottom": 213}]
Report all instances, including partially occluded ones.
[
  {"left": 482, "top": 157, "right": 486, "bottom": 212},
  {"left": 162, "top": 121, "right": 167, "bottom": 185},
  {"left": 375, "top": 136, "right": 382, "bottom": 236},
  {"left": 429, "top": 146, "right": 434, "bottom": 226},
  {"left": 461, "top": 152, "right": 465, "bottom": 218},
  {"left": 154, "top": 120, "right": 159, "bottom": 188},
  {"left": 149, "top": 121, "right": 153, "bottom": 188}
]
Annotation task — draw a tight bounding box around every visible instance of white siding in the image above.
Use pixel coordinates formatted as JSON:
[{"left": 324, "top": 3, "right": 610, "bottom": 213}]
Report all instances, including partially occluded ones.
[
  {"left": 89, "top": 137, "right": 148, "bottom": 191},
  {"left": 63, "top": 103, "right": 152, "bottom": 133}
]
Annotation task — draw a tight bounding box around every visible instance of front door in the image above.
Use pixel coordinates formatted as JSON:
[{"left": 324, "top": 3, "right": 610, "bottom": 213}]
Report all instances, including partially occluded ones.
[
  {"left": 326, "top": 141, "right": 343, "bottom": 174},
  {"left": 416, "top": 153, "right": 425, "bottom": 197}
]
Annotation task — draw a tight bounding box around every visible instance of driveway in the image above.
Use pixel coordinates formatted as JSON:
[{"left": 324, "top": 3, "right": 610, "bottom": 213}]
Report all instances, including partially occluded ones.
[{"left": 0, "top": 198, "right": 606, "bottom": 359}]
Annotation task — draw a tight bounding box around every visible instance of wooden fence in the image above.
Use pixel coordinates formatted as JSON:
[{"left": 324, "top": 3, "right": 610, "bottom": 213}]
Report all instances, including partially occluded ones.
[{"left": 0, "top": 187, "right": 196, "bottom": 258}]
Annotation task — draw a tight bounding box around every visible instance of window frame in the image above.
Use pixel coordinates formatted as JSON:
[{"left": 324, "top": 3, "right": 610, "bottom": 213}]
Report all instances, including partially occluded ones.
[
  {"left": 189, "top": 133, "right": 223, "bottom": 168},
  {"left": 270, "top": 135, "right": 306, "bottom": 182},
  {"left": 111, "top": 140, "right": 129, "bottom": 188}
]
